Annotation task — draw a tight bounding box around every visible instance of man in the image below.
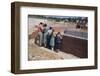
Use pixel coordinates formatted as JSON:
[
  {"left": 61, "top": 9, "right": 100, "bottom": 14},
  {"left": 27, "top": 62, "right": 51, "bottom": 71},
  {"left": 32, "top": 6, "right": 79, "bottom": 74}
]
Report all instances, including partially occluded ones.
[
  {"left": 42, "top": 23, "right": 48, "bottom": 47},
  {"left": 46, "top": 27, "right": 53, "bottom": 49},
  {"left": 38, "top": 22, "right": 44, "bottom": 46}
]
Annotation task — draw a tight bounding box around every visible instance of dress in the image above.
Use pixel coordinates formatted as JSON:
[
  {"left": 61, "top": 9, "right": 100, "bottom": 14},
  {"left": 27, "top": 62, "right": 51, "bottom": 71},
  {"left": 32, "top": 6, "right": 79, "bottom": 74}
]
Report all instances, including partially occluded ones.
[
  {"left": 50, "top": 36, "right": 55, "bottom": 47},
  {"left": 55, "top": 35, "right": 62, "bottom": 50}
]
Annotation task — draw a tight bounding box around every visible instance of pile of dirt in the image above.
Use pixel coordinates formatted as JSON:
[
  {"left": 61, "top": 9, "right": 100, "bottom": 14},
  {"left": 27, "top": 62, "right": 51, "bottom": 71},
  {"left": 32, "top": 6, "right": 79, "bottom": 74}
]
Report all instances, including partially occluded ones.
[{"left": 28, "top": 39, "right": 79, "bottom": 61}]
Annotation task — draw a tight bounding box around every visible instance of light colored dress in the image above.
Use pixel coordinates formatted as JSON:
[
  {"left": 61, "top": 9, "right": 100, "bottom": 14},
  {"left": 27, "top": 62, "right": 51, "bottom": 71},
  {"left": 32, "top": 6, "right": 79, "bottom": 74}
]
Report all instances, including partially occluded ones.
[{"left": 50, "top": 36, "right": 55, "bottom": 47}]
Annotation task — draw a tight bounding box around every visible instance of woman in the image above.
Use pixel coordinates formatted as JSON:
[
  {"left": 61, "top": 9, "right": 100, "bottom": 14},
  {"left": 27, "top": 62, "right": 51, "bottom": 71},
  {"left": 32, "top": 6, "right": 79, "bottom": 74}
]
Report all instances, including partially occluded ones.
[{"left": 50, "top": 30, "right": 55, "bottom": 51}]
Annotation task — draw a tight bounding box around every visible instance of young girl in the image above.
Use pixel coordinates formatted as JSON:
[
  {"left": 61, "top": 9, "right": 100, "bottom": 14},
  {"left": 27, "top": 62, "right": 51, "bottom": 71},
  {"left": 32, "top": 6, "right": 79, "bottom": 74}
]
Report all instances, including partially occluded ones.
[
  {"left": 50, "top": 30, "right": 55, "bottom": 51},
  {"left": 55, "top": 32, "right": 62, "bottom": 52}
]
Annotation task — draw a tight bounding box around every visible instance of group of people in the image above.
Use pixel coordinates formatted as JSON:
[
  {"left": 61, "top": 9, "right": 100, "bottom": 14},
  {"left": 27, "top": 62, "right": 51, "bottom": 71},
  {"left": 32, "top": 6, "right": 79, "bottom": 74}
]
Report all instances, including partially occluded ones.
[{"left": 34, "top": 22, "right": 62, "bottom": 52}]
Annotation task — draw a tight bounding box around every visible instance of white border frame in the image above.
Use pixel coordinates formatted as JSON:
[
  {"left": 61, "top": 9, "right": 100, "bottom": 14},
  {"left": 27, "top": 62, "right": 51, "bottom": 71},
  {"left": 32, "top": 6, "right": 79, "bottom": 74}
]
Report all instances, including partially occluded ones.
[{"left": 20, "top": 6, "right": 95, "bottom": 70}]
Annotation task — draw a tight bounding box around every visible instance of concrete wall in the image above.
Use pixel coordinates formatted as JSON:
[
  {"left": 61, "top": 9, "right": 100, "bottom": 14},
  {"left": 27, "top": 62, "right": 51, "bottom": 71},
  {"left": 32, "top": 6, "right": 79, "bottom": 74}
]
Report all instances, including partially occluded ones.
[{"left": 61, "top": 35, "right": 88, "bottom": 58}]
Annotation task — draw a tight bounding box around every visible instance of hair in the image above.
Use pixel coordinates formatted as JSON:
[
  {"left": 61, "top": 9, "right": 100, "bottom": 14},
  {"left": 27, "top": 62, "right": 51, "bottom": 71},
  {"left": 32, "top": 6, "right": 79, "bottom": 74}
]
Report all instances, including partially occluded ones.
[
  {"left": 39, "top": 22, "right": 43, "bottom": 25},
  {"left": 49, "top": 27, "right": 52, "bottom": 29},
  {"left": 57, "top": 32, "right": 60, "bottom": 34},
  {"left": 56, "top": 32, "right": 61, "bottom": 37},
  {"left": 56, "top": 32, "right": 61, "bottom": 35},
  {"left": 43, "top": 23, "right": 47, "bottom": 27}
]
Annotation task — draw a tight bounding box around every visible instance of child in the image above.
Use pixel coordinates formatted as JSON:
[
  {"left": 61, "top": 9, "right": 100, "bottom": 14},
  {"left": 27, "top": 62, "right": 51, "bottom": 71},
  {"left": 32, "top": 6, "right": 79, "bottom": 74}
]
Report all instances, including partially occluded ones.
[{"left": 55, "top": 32, "right": 62, "bottom": 52}]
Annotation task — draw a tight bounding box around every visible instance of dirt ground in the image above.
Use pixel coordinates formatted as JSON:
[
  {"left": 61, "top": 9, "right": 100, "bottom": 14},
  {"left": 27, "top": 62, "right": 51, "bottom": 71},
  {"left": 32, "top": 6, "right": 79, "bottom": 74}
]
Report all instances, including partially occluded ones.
[{"left": 28, "top": 39, "right": 79, "bottom": 61}]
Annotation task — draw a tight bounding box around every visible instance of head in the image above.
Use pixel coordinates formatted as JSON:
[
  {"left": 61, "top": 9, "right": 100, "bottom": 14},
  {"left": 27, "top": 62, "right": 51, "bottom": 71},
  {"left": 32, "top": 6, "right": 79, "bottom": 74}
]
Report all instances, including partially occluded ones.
[
  {"left": 57, "top": 32, "right": 61, "bottom": 36},
  {"left": 57, "top": 32, "right": 60, "bottom": 35},
  {"left": 39, "top": 22, "right": 44, "bottom": 27},
  {"left": 49, "top": 27, "right": 52, "bottom": 30},
  {"left": 43, "top": 23, "right": 47, "bottom": 27},
  {"left": 39, "top": 22, "right": 43, "bottom": 25}
]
